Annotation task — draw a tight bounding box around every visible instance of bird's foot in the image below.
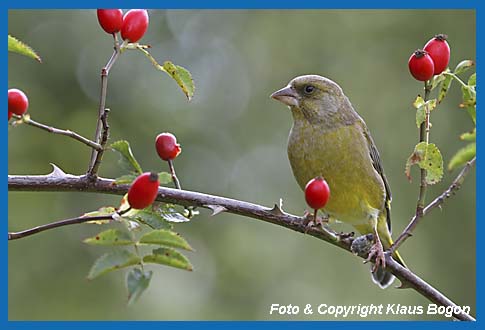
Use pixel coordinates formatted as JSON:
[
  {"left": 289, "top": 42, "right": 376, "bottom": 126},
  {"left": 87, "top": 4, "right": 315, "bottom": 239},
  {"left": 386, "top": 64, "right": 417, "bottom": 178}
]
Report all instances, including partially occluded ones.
[
  {"left": 337, "top": 231, "right": 355, "bottom": 240},
  {"left": 365, "top": 238, "right": 386, "bottom": 272}
]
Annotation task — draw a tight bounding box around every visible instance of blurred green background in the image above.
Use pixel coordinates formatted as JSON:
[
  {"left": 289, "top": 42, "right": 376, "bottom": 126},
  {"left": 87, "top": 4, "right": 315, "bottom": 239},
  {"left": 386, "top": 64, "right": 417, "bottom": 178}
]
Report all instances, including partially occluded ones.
[{"left": 8, "top": 10, "right": 475, "bottom": 320}]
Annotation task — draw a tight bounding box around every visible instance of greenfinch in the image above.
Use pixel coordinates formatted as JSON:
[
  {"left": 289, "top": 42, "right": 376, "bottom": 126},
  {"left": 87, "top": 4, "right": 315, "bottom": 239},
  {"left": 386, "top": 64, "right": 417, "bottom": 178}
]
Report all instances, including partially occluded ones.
[{"left": 271, "top": 75, "right": 405, "bottom": 288}]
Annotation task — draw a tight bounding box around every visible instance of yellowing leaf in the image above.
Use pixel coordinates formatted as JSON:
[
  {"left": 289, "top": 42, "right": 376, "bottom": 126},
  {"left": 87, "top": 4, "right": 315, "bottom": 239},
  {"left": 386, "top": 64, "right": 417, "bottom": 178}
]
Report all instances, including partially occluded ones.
[
  {"left": 84, "top": 229, "right": 134, "bottom": 246},
  {"left": 143, "top": 248, "right": 193, "bottom": 271},
  {"left": 139, "top": 229, "right": 193, "bottom": 251},
  {"left": 8, "top": 35, "right": 41, "bottom": 62},
  {"left": 405, "top": 142, "right": 443, "bottom": 185},
  {"left": 162, "top": 61, "right": 195, "bottom": 101}
]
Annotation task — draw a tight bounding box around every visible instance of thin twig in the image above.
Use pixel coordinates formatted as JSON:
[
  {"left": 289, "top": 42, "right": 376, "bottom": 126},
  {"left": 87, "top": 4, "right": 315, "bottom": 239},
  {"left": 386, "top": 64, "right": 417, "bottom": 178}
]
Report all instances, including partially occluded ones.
[
  {"left": 7, "top": 173, "right": 476, "bottom": 320},
  {"left": 8, "top": 206, "right": 131, "bottom": 241},
  {"left": 16, "top": 115, "right": 102, "bottom": 151},
  {"left": 391, "top": 156, "right": 476, "bottom": 252},
  {"left": 87, "top": 35, "right": 122, "bottom": 177},
  {"left": 89, "top": 108, "right": 111, "bottom": 177},
  {"left": 168, "top": 159, "right": 181, "bottom": 190},
  {"left": 416, "top": 80, "right": 432, "bottom": 215}
]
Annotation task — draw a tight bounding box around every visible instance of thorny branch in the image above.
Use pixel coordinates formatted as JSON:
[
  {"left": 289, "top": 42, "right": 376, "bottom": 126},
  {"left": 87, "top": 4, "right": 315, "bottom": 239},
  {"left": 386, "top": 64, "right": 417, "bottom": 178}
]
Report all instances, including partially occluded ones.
[{"left": 8, "top": 167, "right": 475, "bottom": 321}]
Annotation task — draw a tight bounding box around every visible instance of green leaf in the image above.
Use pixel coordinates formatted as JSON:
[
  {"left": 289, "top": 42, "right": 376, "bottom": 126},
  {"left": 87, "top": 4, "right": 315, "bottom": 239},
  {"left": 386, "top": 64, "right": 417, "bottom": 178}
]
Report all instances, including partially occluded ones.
[
  {"left": 114, "top": 174, "right": 137, "bottom": 185},
  {"left": 87, "top": 250, "right": 141, "bottom": 280},
  {"left": 110, "top": 140, "right": 143, "bottom": 174},
  {"left": 448, "top": 143, "right": 476, "bottom": 171},
  {"left": 143, "top": 248, "right": 193, "bottom": 271},
  {"left": 139, "top": 229, "right": 193, "bottom": 251},
  {"left": 135, "top": 46, "right": 195, "bottom": 101},
  {"left": 460, "top": 129, "right": 476, "bottom": 142},
  {"left": 8, "top": 35, "right": 41, "bottom": 62},
  {"left": 461, "top": 80, "right": 476, "bottom": 124},
  {"left": 162, "top": 61, "right": 195, "bottom": 101},
  {"left": 405, "top": 142, "right": 443, "bottom": 185},
  {"left": 438, "top": 74, "right": 453, "bottom": 103},
  {"left": 454, "top": 60, "right": 474, "bottom": 75},
  {"left": 430, "top": 72, "right": 447, "bottom": 91},
  {"left": 468, "top": 73, "right": 476, "bottom": 87},
  {"left": 84, "top": 229, "right": 134, "bottom": 246},
  {"left": 158, "top": 172, "right": 172, "bottom": 185},
  {"left": 83, "top": 207, "right": 116, "bottom": 224},
  {"left": 126, "top": 268, "right": 152, "bottom": 305},
  {"left": 126, "top": 209, "right": 172, "bottom": 230}
]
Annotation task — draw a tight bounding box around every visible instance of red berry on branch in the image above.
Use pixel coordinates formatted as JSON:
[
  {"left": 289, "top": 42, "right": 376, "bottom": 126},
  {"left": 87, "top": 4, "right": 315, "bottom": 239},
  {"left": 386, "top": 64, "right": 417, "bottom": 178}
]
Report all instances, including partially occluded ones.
[
  {"left": 127, "top": 172, "right": 160, "bottom": 209},
  {"left": 8, "top": 111, "right": 12, "bottom": 120},
  {"left": 97, "top": 9, "right": 123, "bottom": 34},
  {"left": 424, "top": 34, "right": 450, "bottom": 75},
  {"left": 155, "top": 133, "right": 182, "bottom": 161},
  {"left": 8, "top": 88, "right": 29, "bottom": 115},
  {"left": 408, "top": 50, "right": 435, "bottom": 81},
  {"left": 305, "top": 177, "right": 330, "bottom": 210},
  {"left": 121, "top": 9, "right": 149, "bottom": 43}
]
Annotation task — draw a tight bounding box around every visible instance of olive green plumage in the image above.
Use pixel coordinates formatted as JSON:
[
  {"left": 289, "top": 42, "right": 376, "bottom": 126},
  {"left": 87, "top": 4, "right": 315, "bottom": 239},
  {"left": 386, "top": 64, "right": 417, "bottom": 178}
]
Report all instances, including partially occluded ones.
[{"left": 271, "top": 75, "right": 405, "bottom": 289}]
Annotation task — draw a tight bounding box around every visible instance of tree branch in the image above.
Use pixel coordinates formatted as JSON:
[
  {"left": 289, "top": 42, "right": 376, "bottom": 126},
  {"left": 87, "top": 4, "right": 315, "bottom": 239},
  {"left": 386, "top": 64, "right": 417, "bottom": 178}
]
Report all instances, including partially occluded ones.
[
  {"left": 14, "top": 115, "right": 102, "bottom": 151},
  {"left": 391, "top": 156, "right": 476, "bottom": 252},
  {"left": 87, "top": 35, "right": 122, "bottom": 177},
  {"left": 7, "top": 172, "right": 475, "bottom": 321}
]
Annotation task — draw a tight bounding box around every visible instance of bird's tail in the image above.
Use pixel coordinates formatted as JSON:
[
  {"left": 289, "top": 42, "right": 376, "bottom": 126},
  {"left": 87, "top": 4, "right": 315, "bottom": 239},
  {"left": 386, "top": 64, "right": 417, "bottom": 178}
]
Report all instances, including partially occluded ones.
[{"left": 371, "top": 238, "right": 406, "bottom": 289}]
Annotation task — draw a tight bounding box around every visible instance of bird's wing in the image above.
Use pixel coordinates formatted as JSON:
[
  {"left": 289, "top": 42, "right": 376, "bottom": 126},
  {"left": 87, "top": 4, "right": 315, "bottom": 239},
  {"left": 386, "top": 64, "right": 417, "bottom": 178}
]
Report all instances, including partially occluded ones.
[{"left": 359, "top": 120, "right": 393, "bottom": 232}]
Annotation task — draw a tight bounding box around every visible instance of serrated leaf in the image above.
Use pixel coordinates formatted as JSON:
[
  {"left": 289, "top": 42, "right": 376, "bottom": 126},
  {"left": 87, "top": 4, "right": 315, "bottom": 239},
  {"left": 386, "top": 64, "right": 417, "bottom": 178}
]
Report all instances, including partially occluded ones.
[
  {"left": 415, "top": 99, "right": 436, "bottom": 128},
  {"left": 438, "top": 74, "right": 453, "bottom": 103},
  {"left": 158, "top": 172, "right": 172, "bottom": 185},
  {"left": 460, "top": 129, "right": 476, "bottom": 142},
  {"left": 8, "top": 35, "right": 41, "bottom": 62},
  {"left": 126, "top": 209, "right": 172, "bottom": 230},
  {"left": 143, "top": 248, "right": 193, "bottom": 271},
  {"left": 139, "top": 229, "right": 193, "bottom": 251},
  {"left": 87, "top": 250, "right": 141, "bottom": 280},
  {"left": 110, "top": 140, "right": 143, "bottom": 174},
  {"left": 162, "top": 61, "right": 195, "bottom": 101},
  {"left": 83, "top": 207, "right": 116, "bottom": 224},
  {"left": 126, "top": 268, "right": 152, "bottom": 305},
  {"left": 448, "top": 143, "right": 476, "bottom": 171},
  {"left": 405, "top": 142, "right": 443, "bottom": 185},
  {"left": 454, "top": 60, "right": 474, "bottom": 75},
  {"left": 114, "top": 174, "right": 137, "bottom": 185},
  {"left": 136, "top": 46, "right": 195, "bottom": 101},
  {"left": 84, "top": 229, "right": 134, "bottom": 246}
]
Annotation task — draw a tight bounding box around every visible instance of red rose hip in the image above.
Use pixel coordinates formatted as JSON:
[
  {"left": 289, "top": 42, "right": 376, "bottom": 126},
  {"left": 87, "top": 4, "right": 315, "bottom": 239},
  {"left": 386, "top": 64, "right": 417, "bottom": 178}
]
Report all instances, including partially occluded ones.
[
  {"left": 408, "top": 50, "right": 435, "bottom": 81},
  {"left": 305, "top": 177, "right": 330, "bottom": 210},
  {"left": 121, "top": 9, "right": 149, "bottom": 43},
  {"left": 424, "top": 34, "right": 450, "bottom": 75},
  {"left": 155, "top": 133, "right": 182, "bottom": 161},
  {"left": 127, "top": 172, "right": 160, "bottom": 209},
  {"left": 8, "top": 111, "right": 12, "bottom": 120},
  {"left": 8, "top": 88, "right": 29, "bottom": 115},
  {"left": 97, "top": 9, "right": 124, "bottom": 34}
]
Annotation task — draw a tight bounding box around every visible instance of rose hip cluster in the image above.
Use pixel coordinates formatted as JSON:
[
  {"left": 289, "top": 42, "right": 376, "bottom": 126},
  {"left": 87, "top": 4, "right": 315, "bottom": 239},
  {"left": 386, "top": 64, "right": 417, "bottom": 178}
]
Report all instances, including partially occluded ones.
[
  {"left": 8, "top": 88, "right": 29, "bottom": 120},
  {"left": 97, "top": 9, "right": 149, "bottom": 43},
  {"left": 408, "top": 34, "right": 450, "bottom": 81},
  {"left": 126, "top": 132, "right": 182, "bottom": 210}
]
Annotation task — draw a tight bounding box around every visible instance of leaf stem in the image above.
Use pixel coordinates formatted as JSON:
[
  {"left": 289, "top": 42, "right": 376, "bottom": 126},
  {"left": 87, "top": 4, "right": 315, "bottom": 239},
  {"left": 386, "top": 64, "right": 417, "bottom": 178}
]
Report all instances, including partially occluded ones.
[{"left": 16, "top": 115, "right": 102, "bottom": 151}]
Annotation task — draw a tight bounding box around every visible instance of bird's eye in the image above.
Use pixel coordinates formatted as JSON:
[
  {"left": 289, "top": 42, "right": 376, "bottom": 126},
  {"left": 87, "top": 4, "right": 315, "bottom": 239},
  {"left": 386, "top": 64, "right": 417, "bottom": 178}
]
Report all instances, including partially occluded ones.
[{"left": 304, "top": 85, "right": 315, "bottom": 94}]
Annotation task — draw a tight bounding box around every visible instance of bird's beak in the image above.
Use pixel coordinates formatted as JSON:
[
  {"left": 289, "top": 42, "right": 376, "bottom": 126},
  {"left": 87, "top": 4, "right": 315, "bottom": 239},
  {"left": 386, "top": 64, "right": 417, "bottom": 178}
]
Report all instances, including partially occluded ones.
[{"left": 270, "top": 86, "right": 299, "bottom": 107}]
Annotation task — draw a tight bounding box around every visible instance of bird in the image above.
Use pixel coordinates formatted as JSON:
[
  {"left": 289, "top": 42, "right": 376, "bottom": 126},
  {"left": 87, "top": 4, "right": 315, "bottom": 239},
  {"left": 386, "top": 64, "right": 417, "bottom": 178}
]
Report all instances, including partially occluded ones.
[{"left": 270, "top": 74, "right": 405, "bottom": 288}]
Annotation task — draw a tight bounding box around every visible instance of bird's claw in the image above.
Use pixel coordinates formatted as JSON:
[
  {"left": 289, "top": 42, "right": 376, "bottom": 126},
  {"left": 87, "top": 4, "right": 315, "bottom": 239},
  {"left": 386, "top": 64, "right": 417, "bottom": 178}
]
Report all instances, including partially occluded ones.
[{"left": 365, "top": 239, "right": 386, "bottom": 272}]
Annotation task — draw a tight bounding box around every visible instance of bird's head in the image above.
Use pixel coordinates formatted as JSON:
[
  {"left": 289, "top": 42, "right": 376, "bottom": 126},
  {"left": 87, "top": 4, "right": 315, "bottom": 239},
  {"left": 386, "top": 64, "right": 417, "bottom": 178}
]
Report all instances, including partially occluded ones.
[{"left": 271, "top": 75, "right": 351, "bottom": 125}]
